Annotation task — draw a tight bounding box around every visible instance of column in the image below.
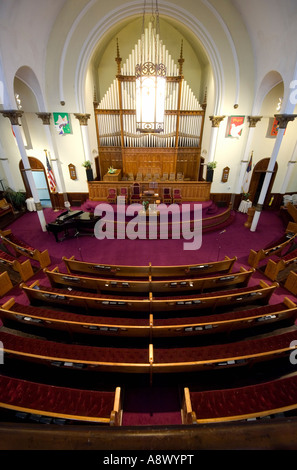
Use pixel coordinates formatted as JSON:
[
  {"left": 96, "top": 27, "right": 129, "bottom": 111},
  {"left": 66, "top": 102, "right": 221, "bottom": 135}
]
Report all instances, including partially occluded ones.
[
  {"left": 208, "top": 116, "right": 226, "bottom": 164},
  {"left": 0, "top": 139, "right": 15, "bottom": 189},
  {"left": 280, "top": 139, "right": 297, "bottom": 194},
  {"left": 74, "top": 113, "right": 91, "bottom": 164},
  {"left": 36, "top": 112, "right": 68, "bottom": 205},
  {"left": 250, "top": 114, "right": 297, "bottom": 232},
  {"left": 236, "top": 116, "right": 262, "bottom": 194},
  {"left": 0, "top": 110, "right": 47, "bottom": 231}
]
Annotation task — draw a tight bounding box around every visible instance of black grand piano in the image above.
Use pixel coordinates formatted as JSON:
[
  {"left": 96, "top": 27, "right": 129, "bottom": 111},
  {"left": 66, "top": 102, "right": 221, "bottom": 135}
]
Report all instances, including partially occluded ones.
[{"left": 46, "top": 210, "right": 100, "bottom": 242}]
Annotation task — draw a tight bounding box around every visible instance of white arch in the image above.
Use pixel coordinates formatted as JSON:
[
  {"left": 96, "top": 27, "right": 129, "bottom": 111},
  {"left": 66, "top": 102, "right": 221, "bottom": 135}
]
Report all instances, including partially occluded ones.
[
  {"left": 14, "top": 66, "right": 47, "bottom": 112},
  {"left": 58, "top": 1, "right": 232, "bottom": 114},
  {"left": 252, "top": 70, "right": 284, "bottom": 115}
]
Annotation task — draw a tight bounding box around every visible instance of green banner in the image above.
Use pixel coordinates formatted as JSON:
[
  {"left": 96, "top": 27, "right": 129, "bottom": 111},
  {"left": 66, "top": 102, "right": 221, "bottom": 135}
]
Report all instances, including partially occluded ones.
[{"left": 53, "top": 112, "right": 71, "bottom": 135}]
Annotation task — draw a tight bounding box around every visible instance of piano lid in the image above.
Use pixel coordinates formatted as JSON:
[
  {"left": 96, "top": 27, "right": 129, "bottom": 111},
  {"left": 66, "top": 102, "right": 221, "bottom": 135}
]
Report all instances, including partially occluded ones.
[{"left": 55, "top": 210, "right": 84, "bottom": 224}]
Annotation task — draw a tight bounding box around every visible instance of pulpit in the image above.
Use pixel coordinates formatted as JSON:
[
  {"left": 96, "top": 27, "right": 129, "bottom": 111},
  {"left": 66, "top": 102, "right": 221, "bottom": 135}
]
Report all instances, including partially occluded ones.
[{"left": 103, "top": 169, "right": 122, "bottom": 182}]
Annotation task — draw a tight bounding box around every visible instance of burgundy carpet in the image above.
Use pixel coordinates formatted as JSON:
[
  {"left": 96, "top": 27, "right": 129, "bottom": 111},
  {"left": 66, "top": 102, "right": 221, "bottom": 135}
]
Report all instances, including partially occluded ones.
[{"left": 1, "top": 203, "right": 296, "bottom": 426}]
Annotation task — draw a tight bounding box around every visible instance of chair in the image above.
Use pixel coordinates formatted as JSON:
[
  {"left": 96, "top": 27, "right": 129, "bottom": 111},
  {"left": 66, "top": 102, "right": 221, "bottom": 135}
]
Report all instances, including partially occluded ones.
[
  {"left": 161, "top": 173, "right": 168, "bottom": 181},
  {"left": 144, "top": 173, "right": 152, "bottom": 181},
  {"left": 127, "top": 173, "right": 134, "bottom": 181},
  {"left": 130, "top": 183, "right": 141, "bottom": 203},
  {"left": 136, "top": 172, "right": 142, "bottom": 181},
  {"left": 0, "top": 198, "right": 14, "bottom": 218},
  {"left": 119, "top": 187, "right": 128, "bottom": 204},
  {"left": 177, "top": 172, "right": 184, "bottom": 181},
  {"left": 107, "top": 188, "right": 117, "bottom": 204},
  {"left": 169, "top": 172, "right": 175, "bottom": 181},
  {"left": 173, "top": 188, "right": 182, "bottom": 204},
  {"left": 162, "top": 187, "right": 172, "bottom": 204}
]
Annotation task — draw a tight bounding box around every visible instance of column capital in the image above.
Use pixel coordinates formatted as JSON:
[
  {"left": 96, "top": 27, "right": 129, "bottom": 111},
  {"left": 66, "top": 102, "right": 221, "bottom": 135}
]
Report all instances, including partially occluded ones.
[
  {"left": 209, "top": 115, "right": 225, "bottom": 127},
  {"left": 248, "top": 116, "right": 262, "bottom": 127},
  {"left": 36, "top": 112, "right": 51, "bottom": 125},
  {"left": 0, "top": 109, "right": 23, "bottom": 125},
  {"left": 274, "top": 114, "right": 297, "bottom": 129},
  {"left": 74, "top": 113, "right": 91, "bottom": 126}
]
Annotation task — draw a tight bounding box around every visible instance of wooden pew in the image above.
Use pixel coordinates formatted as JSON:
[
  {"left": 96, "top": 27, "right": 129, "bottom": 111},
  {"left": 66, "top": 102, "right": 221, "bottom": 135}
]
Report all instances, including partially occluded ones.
[
  {"left": 150, "top": 328, "right": 297, "bottom": 373},
  {"left": 0, "top": 298, "right": 151, "bottom": 338},
  {"left": 0, "top": 374, "right": 122, "bottom": 425},
  {"left": 2, "top": 297, "right": 296, "bottom": 339},
  {"left": 0, "top": 229, "right": 51, "bottom": 269},
  {"left": 20, "top": 280, "right": 278, "bottom": 315},
  {"left": 181, "top": 373, "right": 297, "bottom": 424},
  {"left": 150, "top": 280, "right": 278, "bottom": 313},
  {"left": 248, "top": 231, "right": 297, "bottom": 268},
  {"left": 21, "top": 280, "right": 151, "bottom": 313},
  {"left": 264, "top": 247, "right": 297, "bottom": 281},
  {"left": 62, "top": 255, "right": 237, "bottom": 279},
  {"left": 284, "top": 270, "right": 297, "bottom": 296},
  {"left": 151, "top": 297, "right": 297, "bottom": 337},
  {"left": 0, "top": 271, "right": 13, "bottom": 297},
  {"left": 1, "top": 328, "right": 297, "bottom": 375},
  {"left": 0, "top": 249, "right": 34, "bottom": 282},
  {"left": 287, "top": 202, "right": 297, "bottom": 224},
  {"left": 0, "top": 330, "right": 150, "bottom": 374},
  {"left": 43, "top": 265, "right": 255, "bottom": 295}
]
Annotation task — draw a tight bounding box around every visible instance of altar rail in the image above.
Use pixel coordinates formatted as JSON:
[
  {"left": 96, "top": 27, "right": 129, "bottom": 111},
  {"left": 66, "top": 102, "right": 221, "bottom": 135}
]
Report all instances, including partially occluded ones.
[{"left": 88, "top": 181, "right": 211, "bottom": 202}]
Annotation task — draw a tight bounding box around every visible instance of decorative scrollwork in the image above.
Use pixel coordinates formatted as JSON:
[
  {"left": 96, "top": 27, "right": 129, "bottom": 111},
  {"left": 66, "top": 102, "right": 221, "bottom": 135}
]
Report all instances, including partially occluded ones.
[
  {"left": 135, "top": 62, "right": 166, "bottom": 78},
  {"left": 136, "top": 121, "right": 164, "bottom": 133}
]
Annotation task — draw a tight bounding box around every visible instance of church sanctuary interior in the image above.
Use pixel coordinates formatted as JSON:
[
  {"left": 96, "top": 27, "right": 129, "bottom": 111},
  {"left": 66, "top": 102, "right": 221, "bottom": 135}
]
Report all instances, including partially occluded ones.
[{"left": 1, "top": 0, "right": 297, "bottom": 453}]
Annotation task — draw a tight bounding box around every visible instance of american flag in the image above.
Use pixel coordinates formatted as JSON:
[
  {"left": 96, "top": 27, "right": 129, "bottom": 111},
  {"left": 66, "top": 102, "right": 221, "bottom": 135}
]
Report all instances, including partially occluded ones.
[{"left": 46, "top": 155, "right": 57, "bottom": 193}]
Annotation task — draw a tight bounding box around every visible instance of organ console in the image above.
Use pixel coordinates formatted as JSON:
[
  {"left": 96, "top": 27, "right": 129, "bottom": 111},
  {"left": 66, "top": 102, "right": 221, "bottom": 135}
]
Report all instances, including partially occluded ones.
[{"left": 46, "top": 210, "right": 100, "bottom": 242}]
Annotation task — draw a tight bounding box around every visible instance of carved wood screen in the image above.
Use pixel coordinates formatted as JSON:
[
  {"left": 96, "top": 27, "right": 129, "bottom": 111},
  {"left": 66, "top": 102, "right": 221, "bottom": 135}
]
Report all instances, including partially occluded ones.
[{"left": 94, "top": 22, "right": 206, "bottom": 181}]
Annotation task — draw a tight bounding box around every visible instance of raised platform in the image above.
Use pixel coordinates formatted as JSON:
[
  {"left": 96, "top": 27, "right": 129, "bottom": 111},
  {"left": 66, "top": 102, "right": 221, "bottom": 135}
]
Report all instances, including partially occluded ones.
[
  {"left": 81, "top": 200, "right": 234, "bottom": 237},
  {"left": 88, "top": 180, "right": 211, "bottom": 202}
]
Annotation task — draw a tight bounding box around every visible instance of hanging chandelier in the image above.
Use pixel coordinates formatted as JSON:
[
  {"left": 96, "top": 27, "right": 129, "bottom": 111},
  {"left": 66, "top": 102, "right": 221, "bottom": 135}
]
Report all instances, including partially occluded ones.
[{"left": 135, "top": 0, "right": 166, "bottom": 133}]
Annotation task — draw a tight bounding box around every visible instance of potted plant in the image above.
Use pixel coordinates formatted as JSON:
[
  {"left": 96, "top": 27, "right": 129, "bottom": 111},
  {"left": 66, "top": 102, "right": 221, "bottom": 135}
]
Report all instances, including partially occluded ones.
[
  {"left": 206, "top": 161, "right": 217, "bottom": 182},
  {"left": 82, "top": 160, "right": 93, "bottom": 181},
  {"left": 4, "top": 188, "right": 26, "bottom": 212}
]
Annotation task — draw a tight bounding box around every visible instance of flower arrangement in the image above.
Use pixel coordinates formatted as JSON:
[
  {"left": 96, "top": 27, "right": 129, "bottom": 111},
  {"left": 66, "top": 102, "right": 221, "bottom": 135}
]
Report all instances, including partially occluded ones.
[
  {"left": 207, "top": 161, "right": 217, "bottom": 169},
  {"left": 242, "top": 192, "right": 250, "bottom": 200},
  {"left": 82, "top": 160, "right": 92, "bottom": 169},
  {"left": 108, "top": 166, "right": 116, "bottom": 174}
]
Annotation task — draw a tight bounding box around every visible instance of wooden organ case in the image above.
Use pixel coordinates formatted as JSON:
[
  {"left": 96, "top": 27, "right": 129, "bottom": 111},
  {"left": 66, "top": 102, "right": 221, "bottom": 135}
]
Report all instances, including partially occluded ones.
[{"left": 93, "top": 23, "right": 207, "bottom": 184}]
